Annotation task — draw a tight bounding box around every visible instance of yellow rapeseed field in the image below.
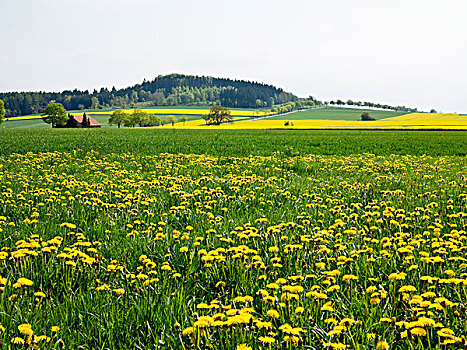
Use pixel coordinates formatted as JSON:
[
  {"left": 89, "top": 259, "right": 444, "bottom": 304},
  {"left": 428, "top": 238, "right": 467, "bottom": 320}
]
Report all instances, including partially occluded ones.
[
  {"left": 161, "top": 113, "right": 467, "bottom": 130},
  {"left": 90, "top": 108, "right": 269, "bottom": 117}
]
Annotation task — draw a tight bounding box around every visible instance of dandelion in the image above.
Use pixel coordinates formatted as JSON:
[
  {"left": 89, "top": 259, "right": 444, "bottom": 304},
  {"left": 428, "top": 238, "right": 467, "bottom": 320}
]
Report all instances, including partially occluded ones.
[
  {"left": 18, "top": 324, "right": 33, "bottom": 336},
  {"left": 410, "top": 327, "right": 427, "bottom": 336},
  {"left": 267, "top": 309, "right": 280, "bottom": 318},
  {"left": 398, "top": 285, "right": 416, "bottom": 293},
  {"left": 236, "top": 345, "right": 252, "bottom": 350},
  {"left": 11, "top": 337, "right": 25, "bottom": 345},
  {"left": 17, "top": 278, "right": 33, "bottom": 287},
  {"left": 259, "top": 336, "right": 275, "bottom": 343},
  {"left": 376, "top": 341, "right": 390, "bottom": 349}
]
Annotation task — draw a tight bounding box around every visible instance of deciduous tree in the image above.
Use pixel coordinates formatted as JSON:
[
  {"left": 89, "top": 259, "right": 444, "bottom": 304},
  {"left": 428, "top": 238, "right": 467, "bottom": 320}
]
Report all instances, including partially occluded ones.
[
  {"left": 109, "top": 109, "right": 126, "bottom": 128},
  {"left": 204, "top": 105, "right": 232, "bottom": 125},
  {"left": 41, "top": 102, "right": 68, "bottom": 128},
  {"left": 0, "top": 99, "right": 5, "bottom": 125}
]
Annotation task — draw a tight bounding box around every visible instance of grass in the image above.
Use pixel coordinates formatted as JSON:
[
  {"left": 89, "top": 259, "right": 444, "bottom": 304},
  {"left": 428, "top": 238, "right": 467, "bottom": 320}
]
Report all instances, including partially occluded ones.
[
  {"left": 1, "top": 129, "right": 465, "bottom": 157},
  {"left": 0, "top": 129, "right": 466, "bottom": 349},
  {"left": 2, "top": 114, "right": 203, "bottom": 129},
  {"left": 269, "top": 107, "right": 406, "bottom": 120}
]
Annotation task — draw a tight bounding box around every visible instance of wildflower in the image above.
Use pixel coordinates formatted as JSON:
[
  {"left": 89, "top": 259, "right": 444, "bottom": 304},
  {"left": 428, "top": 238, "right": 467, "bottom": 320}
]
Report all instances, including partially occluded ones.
[
  {"left": 411, "top": 327, "right": 427, "bottom": 336},
  {"left": 398, "top": 285, "right": 416, "bottom": 293},
  {"left": 182, "top": 327, "right": 194, "bottom": 335},
  {"left": 11, "top": 337, "right": 25, "bottom": 345},
  {"left": 113, "top": 288, "right": 125, "bottom": 295},
  {"left": 18, "top": 324, "right": 33, "bottom": 336},
  {"left": 267, "top": 309, "right": 280, "bottom": 318},
  {"left": 376, "top": 341, "right": 389, "bottom": 349},
  {"left": 342, "top": 274, "right": 357, "bottom": 281},
  {"left": 17, "top": 278, "right": 33, "bottom": 287},
  {"left": 259, "top": 336, "right": 275, "bottom": 343},
  {"left": 321, "top": 302, "right": 334, "bottom": 312}
]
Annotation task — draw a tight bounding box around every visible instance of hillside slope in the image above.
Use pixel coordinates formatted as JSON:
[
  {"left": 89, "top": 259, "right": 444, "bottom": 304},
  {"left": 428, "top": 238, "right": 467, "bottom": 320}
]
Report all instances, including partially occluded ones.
[{"left": 0, "top": 74, "right": 298, "bottom": 117}]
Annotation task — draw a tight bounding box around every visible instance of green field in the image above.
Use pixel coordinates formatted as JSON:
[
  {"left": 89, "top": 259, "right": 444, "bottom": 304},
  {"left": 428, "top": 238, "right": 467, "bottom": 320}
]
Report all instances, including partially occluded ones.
[
  {"left": 3, "top": 107, "right": 410, "bottom": 129},
  {"left": 1, "top": 129, "right": 466, "bottom": 157},
  {"left": 2, "top": 114, "right": 202, "bottom": 129},
  {"left": 270, "top": 107, "right": 406, "bottom": 120},
  {"left": 0, "top": 129, "right": 466, "bottom": 349}
]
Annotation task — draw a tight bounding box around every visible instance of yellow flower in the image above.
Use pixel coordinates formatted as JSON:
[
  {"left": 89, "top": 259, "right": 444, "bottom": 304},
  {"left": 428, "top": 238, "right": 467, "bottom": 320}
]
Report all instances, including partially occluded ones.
[
  {"left": 236, "top": 344, "right": 252, "bottom": 350},
  {"left": 60, "top": 222, "right": 77, "bottom": 229},
  {"left": 267, "top": 309, "right": 280, "bottom": 318},
  {"left": 182, "top": 327, "right": 194, "bottom": 335},
  {"left": 51, "top": 326, "right": 60, "bottom": 333},
  {"left": 295, "top": 306, "right": 305, "bottom": 313},
  {"left": 17, "top": 278, "right": 34, "bottom": 287},
  {"left": 398, "top": 285, "right": 416, "bottom": 293},
  {"left": 342, "top": 274, "right": 358, "bottom": 281},
  {"left": 18, "top": 324, "right": 33, "bottom": 336},
  {"left": 410, "top": 327, "right": 427, "bottom": 336},
  {"left": 321, "top": 302, "right": 334, "bottom": 312},
  {"left": 376, "top": 341, "right": 389, "bottom": 349},
  {"left": 259, "top": 336, "right": 275, "bottom": 343},
  {"left": 113, "top": 288, "right": 125, "bottom": 295},
  {"left": 11, "top": 337, "right": 25, "bottom": 345}
]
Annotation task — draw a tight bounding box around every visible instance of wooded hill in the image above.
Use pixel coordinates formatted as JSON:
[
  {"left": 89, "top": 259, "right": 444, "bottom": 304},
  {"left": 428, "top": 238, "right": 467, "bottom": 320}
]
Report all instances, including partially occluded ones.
[{"left": 0, "top": 74, "right": 298, "bottom": 117}]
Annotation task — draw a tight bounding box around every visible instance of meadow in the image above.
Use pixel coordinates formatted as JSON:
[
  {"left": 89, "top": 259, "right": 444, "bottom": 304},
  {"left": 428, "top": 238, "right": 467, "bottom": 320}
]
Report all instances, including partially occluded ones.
[
  {"left": 268, "top": 108, "right": 405, "bottom": 121},
  {"left": 0, "top": 129, "right": 466, "bottom": 349}
]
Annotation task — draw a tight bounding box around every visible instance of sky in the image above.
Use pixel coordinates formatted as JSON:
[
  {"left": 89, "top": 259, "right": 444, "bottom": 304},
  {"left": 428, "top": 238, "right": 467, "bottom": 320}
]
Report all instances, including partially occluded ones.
[{"left": 1, "top": 0, "right": 467, "bottom": 112}]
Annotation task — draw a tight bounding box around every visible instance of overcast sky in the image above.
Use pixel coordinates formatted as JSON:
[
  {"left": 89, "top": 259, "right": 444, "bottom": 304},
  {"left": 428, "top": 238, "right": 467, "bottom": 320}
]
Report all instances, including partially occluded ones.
[{"left": 1, "top": 0, "right": 466, "bottom": 112}]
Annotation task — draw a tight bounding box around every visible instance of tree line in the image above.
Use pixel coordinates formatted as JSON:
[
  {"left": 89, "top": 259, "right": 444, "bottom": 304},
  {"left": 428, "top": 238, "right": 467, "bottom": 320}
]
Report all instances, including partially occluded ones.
[
  {"left": 327, "top": 99, "right": 418, "bottom": 112},
  {"left": 0, "top": 74, "right": 298, "bottom": 117}
]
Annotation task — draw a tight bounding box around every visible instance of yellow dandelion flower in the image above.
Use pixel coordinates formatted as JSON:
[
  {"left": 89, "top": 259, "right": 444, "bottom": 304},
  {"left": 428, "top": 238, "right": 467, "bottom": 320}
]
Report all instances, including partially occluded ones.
[
  {"left": 267, "top": 309, "right": 280, "bottom": 318},
  {"left": 410, "top": 327, "right": 426, "bottom": 336},
  {"left": 398, "top": 285, "right": 416, "bottom": 293},
  {"left": 17, "top": 278, "right": 33, "bottom": 287},
  {"left": 376, "top": 341, "right": 389, "bottom": 349},
  {"left": 11, "top": 337, "right": 25, "bottom": 345},
  {"left": 259, "top": 336, "right": 275, "bottom": 343},
  {"left": 236, "top": 344, "right": 252, "bottom": 350}
]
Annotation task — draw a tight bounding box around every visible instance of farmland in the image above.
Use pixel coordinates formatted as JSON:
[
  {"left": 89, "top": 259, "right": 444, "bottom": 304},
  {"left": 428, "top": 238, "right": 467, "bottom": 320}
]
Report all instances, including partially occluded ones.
[
  {"left": 268, "top": 108, "right": 405, "bottom": 121},
  {"left": 4, "top": 107, "right": 466, "bottom": 130},
  {"left": 0, "top": 129, "right": 466, "bottom": 349}
]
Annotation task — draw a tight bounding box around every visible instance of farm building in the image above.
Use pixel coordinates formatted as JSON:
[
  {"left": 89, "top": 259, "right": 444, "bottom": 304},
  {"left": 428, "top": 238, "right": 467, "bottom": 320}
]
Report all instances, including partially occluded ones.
[{"left": 56, "top": 113, "right": 102, "bottom": 128}]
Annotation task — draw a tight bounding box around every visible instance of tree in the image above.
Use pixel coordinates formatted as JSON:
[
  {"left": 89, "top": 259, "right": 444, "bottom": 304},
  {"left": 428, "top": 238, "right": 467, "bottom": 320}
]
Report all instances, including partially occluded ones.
[
  {"left": 361, "top": 112, "right": 375, "bottom": 121},
  {"left": 109, "top": 109, "right": 126, "bottom": 128},
  {"left": 204, "top": 105, "right": 232, "bottom": 125},
  {"left": 130, "top": 109, "right": 149, "bottom": 127},
  {"left": 147, "top": 114, "right": 162, "bottom": 126},
  {"left": 82, "top": 112, "right": 90, "bottom": 128},
  {"left": 168, "top": 115, "right": 178, "bottom": 126},
  {"left": 41, "top": 102, "right": 68, "bottom": 128},
  {"left": 0, "top": 99, "right": 5, "bottom": 125},
  {"left": 180, "top": 115, "right": 188, "bottom": 126},
  {"left": 91, "top": 97, "right": 99, "bottom": 109}
]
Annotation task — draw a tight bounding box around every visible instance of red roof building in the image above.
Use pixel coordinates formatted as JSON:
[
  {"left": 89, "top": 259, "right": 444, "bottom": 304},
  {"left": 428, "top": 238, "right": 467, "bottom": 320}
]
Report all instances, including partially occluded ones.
[{"left": 56, "top": 114, "right": 102, "bottom": 128}]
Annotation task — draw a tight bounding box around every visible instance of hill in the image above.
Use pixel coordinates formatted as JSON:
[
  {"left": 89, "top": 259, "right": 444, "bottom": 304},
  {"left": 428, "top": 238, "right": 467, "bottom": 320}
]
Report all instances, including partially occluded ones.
[{"left": 0, "top": 74, "right": 298, "bottom": 117}]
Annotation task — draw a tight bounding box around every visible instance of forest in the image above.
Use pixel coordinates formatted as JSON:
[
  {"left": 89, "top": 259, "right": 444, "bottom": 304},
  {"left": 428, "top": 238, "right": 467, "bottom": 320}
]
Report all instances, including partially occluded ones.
[{"left": 0, "top": 74, "right": 298, "bottom": 117}]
